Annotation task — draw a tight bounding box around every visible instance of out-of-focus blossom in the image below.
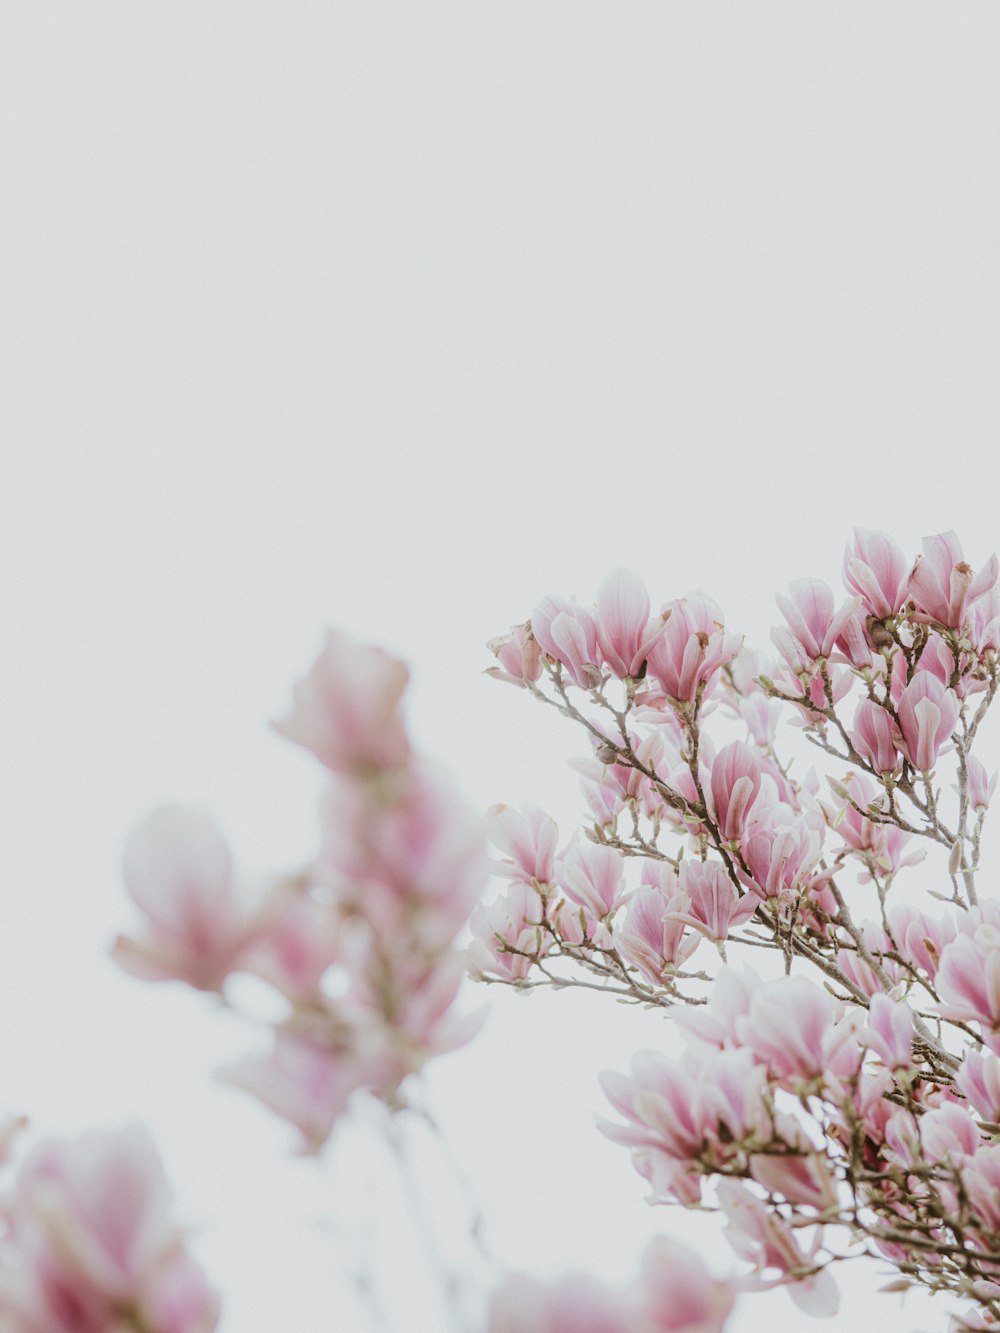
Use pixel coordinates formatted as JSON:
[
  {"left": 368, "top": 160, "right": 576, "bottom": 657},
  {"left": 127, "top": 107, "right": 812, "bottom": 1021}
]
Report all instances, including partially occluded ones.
[
  {"left": 239, "top": 885, "right": 341, "bottom": 1001},
  {"left": 488, "top": 804, "right": 560, "bottom": 886},
  {"left": 851, "top": 699, "right": 901, "bottom": 775},
  {"left": 936, "top": 927, "right": 1000, "bottom": 1034},
  {"left": 896, "top": 673, "right": 959, "bottom": 772},
  {"left": 272, "top": 629, "right": 411, "bottom": 776},
  {"left": 919, "top": 1102, "right": 982, "bottom": 1165},
  {"left": 966, "top": 756, "right": 998, "bottom": 814},
  {"left": 218, "top": 1030, "right": 385, "bottom": 1154},
  {"left": 595, "top": 569, "right": 670, "bottom": 680},
  {"left": 710, "top": 743, "right": 762, "bottom": 841},
  {"left": 862, "top": 994, "right": 914, "bottom": 1072},
  {"left": 908, "top": 531, "right": 999, "bottom": 630},
  {"left": 530, "top": 595, "right": 602, "bottom": 689},
  {"left": 739, "top": 693, "right": 781, "bottom": 749},
  {"left": 488, "top": 1270, "right": 632, "bottom": 1333},
  {"left": 955, "top": 1050, "right": 1000, "bottom": 1123},
  {"left": 773, "top": 579, "right": 860, "bottom": 667},
  {"left": 886, "top": 904, "right": 955, "bottom": 981},
  {"left": 717, "top": 1180, "right": 838, "bottom": 1316},
  {"left": 961, "top": 1145, "right": 1000, "bottom": 1234},
  {"left": 646, "top": 595, "right": 741, "bottom": 704},
  {"left": 0, "top": 1125, "right": 219, "bottom": 1333},
  {"left": 748, "top": 1151, "right": 839, "bottom": 1212},
  {"left": 486, "top": 622, "right": 543, "bottom": 688},
  {"left": 638, "top": 1237, "right": 735, "bottom": 1333},
  {"left": 319, "top": 763, "right": 487, "bottom": 939},
  {"left": 114, "top": 807, "right": 248, "bottom": 991},
  {"left": 843, "top": 528, "right": 910, "bottom": 620}
]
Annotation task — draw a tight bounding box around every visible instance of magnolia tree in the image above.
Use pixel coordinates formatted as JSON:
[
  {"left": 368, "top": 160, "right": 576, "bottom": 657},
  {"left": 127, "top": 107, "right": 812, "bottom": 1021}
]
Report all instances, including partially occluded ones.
[{"left": 0, "top": 529, "right": 997, "bottom": 1331}]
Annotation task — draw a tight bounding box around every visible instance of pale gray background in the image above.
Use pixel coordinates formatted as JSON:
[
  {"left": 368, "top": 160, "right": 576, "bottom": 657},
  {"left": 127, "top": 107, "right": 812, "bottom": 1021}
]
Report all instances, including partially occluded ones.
[{"left": 2, "top": 4, "right": 1000, "bottom": 1329}]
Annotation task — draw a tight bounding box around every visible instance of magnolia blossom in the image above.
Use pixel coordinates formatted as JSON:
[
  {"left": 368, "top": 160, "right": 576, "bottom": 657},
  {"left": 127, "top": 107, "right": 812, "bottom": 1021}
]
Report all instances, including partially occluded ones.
[
  {"left": 862, "top": 994, "right": 914, "bottom": 1072},
  {"left": 469, "top": 882, "right": 546, "bottom": 982},
  {"left": 217, "top": 1029, "right": 386, "bottom": 1153},
  {"left": 595, "top": 568, "right": 669, "bottom": 679},
  {"left": 488, "top": 804, "right": 559, "bottom": 885},
  {"left": 673, "top": 861, "right": 758, "bottom": 944},
  {"left": 489, "top": 1238, "right": 735, "bottom": 1333},
  {"left": 851, "top": 698, "right": 901, "bottom": 774},
  {"left": 733, "top": 976, "right": 844, "bottom": 1086},
  {"left": 843, "top": 528, "right": 910, "bottom": 620},
  {"left": 955, "top": 1050, "right": 1000, "bottom": 1122},
  {"left": 895, "top": 673, "right": 960, "bottom": 772},
  {"left": 486, "top": 622, "right": 543, "bottom": 688},
  {"left": 0, "top": 1125, "right": 219, "bottom": 1333},
  {"left": 709, "top": 742, "right": 762, "bottom": 841},
  {"left": 555, "top": 842, "right": 627, "bottom": 920},
  {"left": 936, "top": 929, "right": 1000, "bottom": 1033},
  {"left": 113, "top": 806, "right": 248, "bottom": 991},
  {"left": 907, "top": 531, "right": 999, "bottom": 630},
  {"left": 773, "top": 578, "right": 860, "bottom": 666},
  {"left": 616, "top": 885, "right": 700, "bottom": 983},
  {"left": 717, "top": 1180, "right": 838, "bottom": 1316},
  {"left": 271, "top": 629, "right": 411, "bottom": 775},
  {"left": 530, "top": 594, "right": 602, "bottom": 689},
  {"left": 646, "top": 595, "right": 741, "bottom": 704}
]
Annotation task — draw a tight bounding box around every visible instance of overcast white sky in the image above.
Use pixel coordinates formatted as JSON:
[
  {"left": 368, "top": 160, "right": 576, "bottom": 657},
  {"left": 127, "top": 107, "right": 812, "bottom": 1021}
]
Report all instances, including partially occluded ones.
[{"left": 3, "top": 4, "right": 1000, "bottom": 1330}]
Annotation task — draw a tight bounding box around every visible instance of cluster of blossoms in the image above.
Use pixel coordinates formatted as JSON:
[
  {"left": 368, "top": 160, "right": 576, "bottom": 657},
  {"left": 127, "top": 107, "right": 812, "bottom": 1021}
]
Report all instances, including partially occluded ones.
[
  {"left": 109, "top": 631, "right": 739, "bottom": 1329},
  {"left": 114, "top": 630, "right": 487, "bottom": 1151},
  {"left": 483, "top": 530, "right": 1000, "bottom": 1328},
  {"left": 0, "top": 1121, "right": 217, "bottom": 1332}
]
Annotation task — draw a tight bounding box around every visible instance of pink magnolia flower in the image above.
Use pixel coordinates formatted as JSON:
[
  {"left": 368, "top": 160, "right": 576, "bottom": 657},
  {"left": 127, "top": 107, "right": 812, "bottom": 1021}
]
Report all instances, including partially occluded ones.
[
  {"left": 555, "top": 842, "right": 628, "bottom": 920},
  {"left": 896, "top": 672, "right": 959, "bottom": 772},
  {"left": 961, "top": 1144, "right": 1000, "bottom": 1234},
  {"left": 843, "top": 528, "right": 910, "bottom": 619},
  {"left": 616, "top": 886, "right": 700, "bottom": 983},
  {"left": 851, "top": 698, "right": 901, "bottom": 775},
  {"left": 886, "top": 903, "right": 955, "bottom": 980},
  {"left": 710, "top": 742, "right": 762, "bottom": 841},
  {"left": 741, "top": 812, "right": 822, "bottom": 900},
  {"left": 530, "top": 595, "right": 602, "bottom": 689},
  {"left": 717, "top": 1180, "right": 838, "bottom": 1316},
  {"left": 773, "top": 578, "right": 860, "bottom": 666},
  {"left": 488, "top": 804, "right": 559, "bottom": 885},
  {"left": 637, "top": 1237, "right": 735, "bottom": 1333},
  {"left": 748, "top": 1151, "right": 838, "bottom": 1212},
  {"left": 919, "top": 1102, "right": 982, "bottom": 1165},
  {"left": 955, "top": 1050, "right": 1000, "bottom": 1122},
  {"left": 486, "top": 622, "right": 543, "bottom": 688},
  {"left": 319, "top": 762, "right": 487, "bottom": 939},
  {"left": 468, "top": 882, "right": 546, "bottom": 982},
  {"left": 936, "top": 929, "right": 1000, "bottom": 1032},
  {"left": 488, "top": 1270, "right": 632, "bottom": 1333},
  {"left": 595, "top": 568, "right": 669, "bottom": 679},
  {"left": 966, "top": 755, "right": 998, "bottom": 814},
  {"left": 862, "top": 994, "right": 914, "bottom": 1072},
  {"left": 218, "top": 1029, "right": 386, "bottom": 1153},
  {"left": 239, "top": 885, "right": 341, "bottom": 1001},
  {"left": 0, "top": 1125, "right": 219, "bottom": 1333},
  {"left": 673, "top": 862, "right": 758, "bottom": 944},
  {"left": 734, "top": 976, "right": 843, "bottom": 1085},
  {"left": 113, "top": 806, "right": 248, "bottom": 991},
  {"left": 646, "top": 595, "right": 741, "bottom": 704},
  {"left": 908, "top": 531, "right": 999, "bottom": 630},
  {"left": 272, "top": 629, "right": 411, "bottom": 776}
]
